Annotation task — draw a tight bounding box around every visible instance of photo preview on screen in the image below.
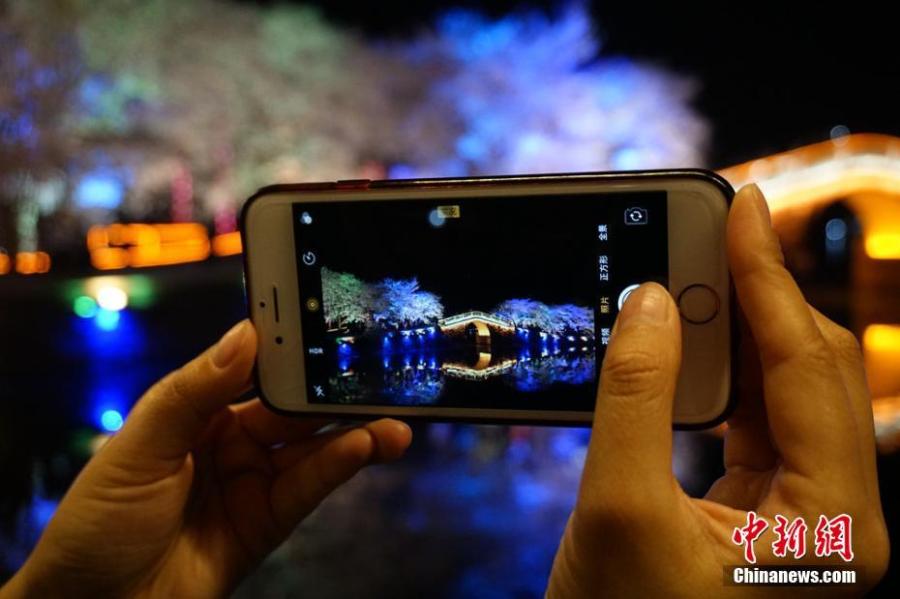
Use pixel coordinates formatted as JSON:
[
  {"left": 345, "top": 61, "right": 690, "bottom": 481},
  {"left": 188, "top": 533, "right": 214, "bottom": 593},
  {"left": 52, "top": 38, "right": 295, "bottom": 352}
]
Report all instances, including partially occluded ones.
[{"left": 292, "top": 192, "right": 668, "bottom": 412}]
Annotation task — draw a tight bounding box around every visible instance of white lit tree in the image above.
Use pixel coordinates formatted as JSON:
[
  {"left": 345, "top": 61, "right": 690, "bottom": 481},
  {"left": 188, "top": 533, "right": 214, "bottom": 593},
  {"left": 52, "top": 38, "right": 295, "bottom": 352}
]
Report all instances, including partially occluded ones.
[
  {"left": 374, "top": 277, "right": 444, "bottom": 327},
  {"left": 495, "top": 299, "right": 553, "bottom": 330},
  {"left": 408, "top": 289, "right": 444, "bottom": 324},
  {"left": 320, "top": 267, "right": 373, "bottom": 329}
]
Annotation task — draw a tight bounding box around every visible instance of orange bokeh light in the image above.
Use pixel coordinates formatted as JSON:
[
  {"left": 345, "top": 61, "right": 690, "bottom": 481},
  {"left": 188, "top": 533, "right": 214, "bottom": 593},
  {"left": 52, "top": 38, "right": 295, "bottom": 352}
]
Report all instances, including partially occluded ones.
[
  {"left": 865, "top": 233, "right": 900, "bottom": 259},
  {"left": 211, "top": 231, "right": 243, "bottom": 256},
  {"left": 87, "top": 223, "right": 211, "bottom": 270},
  {"left": 14, "top": 252, "right": 51, "bottom": 274}
]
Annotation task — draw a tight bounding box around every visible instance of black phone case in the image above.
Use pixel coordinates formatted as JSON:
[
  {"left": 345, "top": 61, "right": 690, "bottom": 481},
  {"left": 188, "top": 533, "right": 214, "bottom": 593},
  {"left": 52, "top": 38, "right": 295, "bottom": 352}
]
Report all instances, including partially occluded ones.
[{"left": 239, "top": 168, "right": 738, "bottom": 430}]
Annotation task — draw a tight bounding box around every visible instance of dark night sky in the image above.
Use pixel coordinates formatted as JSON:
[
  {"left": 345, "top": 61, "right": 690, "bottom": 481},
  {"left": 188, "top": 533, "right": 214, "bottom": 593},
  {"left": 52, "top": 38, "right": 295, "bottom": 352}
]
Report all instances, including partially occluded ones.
[{"left": 255, "top": 0, "right": 900, "bottom": 168}]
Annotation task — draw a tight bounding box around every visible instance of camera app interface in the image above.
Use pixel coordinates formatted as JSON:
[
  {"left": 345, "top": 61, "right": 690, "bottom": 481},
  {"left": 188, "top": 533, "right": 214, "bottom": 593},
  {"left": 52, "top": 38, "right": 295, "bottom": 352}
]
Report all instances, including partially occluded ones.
[{"left": 293, "top": 192, "right": 667, "bottom": 412}]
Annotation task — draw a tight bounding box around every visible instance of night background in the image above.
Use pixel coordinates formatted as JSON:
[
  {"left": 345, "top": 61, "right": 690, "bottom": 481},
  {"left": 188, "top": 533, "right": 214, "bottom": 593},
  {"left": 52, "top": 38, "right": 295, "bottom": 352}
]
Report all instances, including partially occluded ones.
[{"left": 2, "top": 1, "right": 899, "bottom": 597}]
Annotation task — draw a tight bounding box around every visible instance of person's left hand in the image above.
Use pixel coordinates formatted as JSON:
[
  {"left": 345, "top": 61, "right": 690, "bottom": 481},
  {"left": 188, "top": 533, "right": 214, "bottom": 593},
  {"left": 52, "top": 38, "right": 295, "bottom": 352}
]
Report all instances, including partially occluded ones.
[{"left": 1, "top": 320, "right": 412, "bottom": 599}]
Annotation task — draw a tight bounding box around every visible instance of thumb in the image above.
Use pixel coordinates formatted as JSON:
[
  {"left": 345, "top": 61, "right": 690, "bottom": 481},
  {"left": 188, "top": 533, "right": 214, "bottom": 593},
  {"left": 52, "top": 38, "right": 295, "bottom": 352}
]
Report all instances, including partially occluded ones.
[
  {"left": 578, "top": 283, "right": 682, "bottom": 513},
  {"left": 104, "top": 320, "right": 257, "bottom": 472}
]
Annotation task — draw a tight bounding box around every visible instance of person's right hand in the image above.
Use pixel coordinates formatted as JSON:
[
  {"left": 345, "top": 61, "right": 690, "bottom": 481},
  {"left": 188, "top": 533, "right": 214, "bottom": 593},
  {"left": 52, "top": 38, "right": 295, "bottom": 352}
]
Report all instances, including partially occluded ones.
[{"left": 547, "top": 184, "right": 890, "bottom": 597}]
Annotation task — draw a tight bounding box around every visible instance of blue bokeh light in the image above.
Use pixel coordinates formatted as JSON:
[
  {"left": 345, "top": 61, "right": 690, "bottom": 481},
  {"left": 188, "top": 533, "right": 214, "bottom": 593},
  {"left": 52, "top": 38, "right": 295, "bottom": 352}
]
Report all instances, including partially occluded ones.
[
  {"left": 428, "top": 209, "right": 446, "bottom": 227},
  {"left": 67, "top": 308, "right": 144, "bottom": 359},
  {"left": 100, "top": 409, "right": 124, "bottom": 432},
  {"left": 825, "top": 217, "right": 848, "bottom": 241},
  {"left": 94, "top": 308, "right": 120, "bottom": 331},
  {"left": 89, "top": 387, "right": 130, "bottom": 433},
  {"left": 30, "top": 497, "right": 58, "bottom": 530},
  {"left": 75, "top": 172, "right": 124, "bottom": 209}
]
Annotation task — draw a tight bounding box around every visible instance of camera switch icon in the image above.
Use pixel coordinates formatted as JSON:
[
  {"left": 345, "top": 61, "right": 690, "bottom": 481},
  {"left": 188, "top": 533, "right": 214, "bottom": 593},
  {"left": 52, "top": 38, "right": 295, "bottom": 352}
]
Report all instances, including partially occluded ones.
[{"left": 624, "top": 207, "right": 649, "bottom": 225}]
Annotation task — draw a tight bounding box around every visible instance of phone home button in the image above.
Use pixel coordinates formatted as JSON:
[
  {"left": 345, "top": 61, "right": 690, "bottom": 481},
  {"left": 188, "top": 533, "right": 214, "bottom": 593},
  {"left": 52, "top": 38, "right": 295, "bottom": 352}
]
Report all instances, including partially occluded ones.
[{"left": 677, "top": 284, "right": 719, "bottom": 324}]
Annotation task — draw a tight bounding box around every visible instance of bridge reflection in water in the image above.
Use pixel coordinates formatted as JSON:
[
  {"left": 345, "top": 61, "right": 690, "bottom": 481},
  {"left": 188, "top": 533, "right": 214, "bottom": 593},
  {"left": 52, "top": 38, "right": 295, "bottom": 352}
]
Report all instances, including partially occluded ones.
[
  {"left": 327, "top": 309, "right": 596, "bottom": 404},
  {"left": 329, "top": 343, "right": 595, "bottom": 405}
]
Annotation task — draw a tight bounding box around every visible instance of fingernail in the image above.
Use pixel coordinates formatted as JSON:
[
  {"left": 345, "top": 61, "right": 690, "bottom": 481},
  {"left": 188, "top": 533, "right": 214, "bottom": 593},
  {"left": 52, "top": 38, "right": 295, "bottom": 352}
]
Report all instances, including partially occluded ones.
[
  {"left": 617, "top": 283, "right": 669, "bottom": 326},
  {"left": 213, "top": 321, "right": 248, "bottom": 368},
  {"left": 746, "top": 183, "right": 771, "bottom": 226},
  {"left": 393, "top": 420, "right": 412, "bottom": 437}
]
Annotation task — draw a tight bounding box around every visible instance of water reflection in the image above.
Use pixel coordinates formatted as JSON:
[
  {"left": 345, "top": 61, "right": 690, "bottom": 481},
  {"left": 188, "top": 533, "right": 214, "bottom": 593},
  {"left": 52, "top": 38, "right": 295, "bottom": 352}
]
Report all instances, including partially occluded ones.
[
  {"left": 503, "top": 355, "right": 595, "bottom": 392},
  {"left": 328, "top": 348, "right": 595, "bottom": 404},
  {"left": 382, "top": 368, "right": 445, "bottom": 405}
]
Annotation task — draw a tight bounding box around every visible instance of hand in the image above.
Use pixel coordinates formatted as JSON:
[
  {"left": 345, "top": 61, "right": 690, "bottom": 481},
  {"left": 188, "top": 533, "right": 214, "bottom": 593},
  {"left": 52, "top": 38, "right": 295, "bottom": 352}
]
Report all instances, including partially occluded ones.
[
  {"left": 1, "top": 321, "right": 412, "bottom": 599},
  {"left": 547, "top": 184, "right": 889, "bottom": 597}
]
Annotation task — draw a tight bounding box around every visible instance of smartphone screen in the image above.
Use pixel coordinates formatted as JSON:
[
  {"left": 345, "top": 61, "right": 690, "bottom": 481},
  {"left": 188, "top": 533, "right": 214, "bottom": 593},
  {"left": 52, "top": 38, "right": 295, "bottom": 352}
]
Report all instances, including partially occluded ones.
[{"left": 292, "top": 192, "right": 667, "bottom": 412}]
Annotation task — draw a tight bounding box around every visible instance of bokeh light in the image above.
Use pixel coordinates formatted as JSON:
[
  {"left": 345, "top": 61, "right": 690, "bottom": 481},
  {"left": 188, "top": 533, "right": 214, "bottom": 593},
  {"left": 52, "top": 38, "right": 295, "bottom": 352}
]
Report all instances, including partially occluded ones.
[
  {"left": 94, "top": 309, "right": 121, "bottom": 332},
  {"left": 99, "top": 409, "right": 124, "bottom": 433},
  {"left": 73, "top": 296, "right": 98, "bottom": 319},
  {"left": 96, "top": 286, "right": 128, "bottom": 312}
]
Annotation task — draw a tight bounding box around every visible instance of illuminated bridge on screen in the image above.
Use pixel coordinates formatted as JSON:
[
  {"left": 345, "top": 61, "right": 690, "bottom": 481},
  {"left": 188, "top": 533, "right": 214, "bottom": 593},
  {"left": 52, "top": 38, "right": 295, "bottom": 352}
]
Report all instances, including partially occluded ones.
[{"left": 438, "top": 311, "right": 516, "bottom": 334}]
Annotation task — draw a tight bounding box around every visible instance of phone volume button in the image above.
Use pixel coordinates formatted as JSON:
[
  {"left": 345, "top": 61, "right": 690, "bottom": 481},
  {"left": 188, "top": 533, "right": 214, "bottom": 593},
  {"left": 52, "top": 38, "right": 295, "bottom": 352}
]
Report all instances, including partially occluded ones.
[{"left": 335, "top": 179, "right": 371, "bottom": 190}]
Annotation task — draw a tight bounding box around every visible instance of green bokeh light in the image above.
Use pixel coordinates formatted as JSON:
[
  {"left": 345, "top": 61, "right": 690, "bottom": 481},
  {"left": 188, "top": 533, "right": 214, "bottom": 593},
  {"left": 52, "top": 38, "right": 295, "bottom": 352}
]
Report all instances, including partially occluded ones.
[
  {"left": 73, "top": 295, "right": 98, "bottom": 318},
  {"left": 126, "top": 275, "right": 155, "bottom": 309}
]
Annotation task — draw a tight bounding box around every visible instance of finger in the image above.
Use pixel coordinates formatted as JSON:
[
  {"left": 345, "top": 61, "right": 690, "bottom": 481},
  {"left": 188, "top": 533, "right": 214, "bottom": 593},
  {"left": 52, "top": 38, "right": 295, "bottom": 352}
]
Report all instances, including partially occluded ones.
[
  {"left": 723, "top": 312, "right": 777, "bottom": 473},
  {"left": 808, "top": 306, "right": 879, "bottom": 495},
  {"left": 807, "top": 306, "right": 873, "bottom": 420},
  {"left": 108, "top": 320, "right": 257, "bottom": 471},
  {"left": 271, "top": 419, "right": 412, "bottom": 472},
  {"left": 727, "top": 184, "right": 856, "bottom": 477},
  {"left": 232, "top": 399, "right": 329, "bottom": 447},
  {"left": 705, "top": 313, "right": 779, "bottom": 509},
  {"left": 269, "top": 419, "right": 412, "bottom": 528},
  {"left": 578, "top": 282, "right": 682, "bottom": 516}
]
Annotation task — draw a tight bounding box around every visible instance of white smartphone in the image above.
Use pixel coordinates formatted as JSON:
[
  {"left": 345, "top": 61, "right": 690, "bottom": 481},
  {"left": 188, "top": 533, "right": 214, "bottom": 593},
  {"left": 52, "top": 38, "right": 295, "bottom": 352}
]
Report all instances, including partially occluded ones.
[{"left": 241, "top": 170, "right": 735, "bottom": 428}]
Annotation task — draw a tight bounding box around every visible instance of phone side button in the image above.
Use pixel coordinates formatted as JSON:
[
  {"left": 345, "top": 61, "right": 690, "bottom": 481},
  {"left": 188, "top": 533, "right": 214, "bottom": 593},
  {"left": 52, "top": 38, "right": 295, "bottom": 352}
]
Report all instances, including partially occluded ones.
[
  {"left": 335, "top": 179, "right": 371, "bottom": 189},
  {"left": 677, "top": 284, "right": 720, "bottom": 325}
]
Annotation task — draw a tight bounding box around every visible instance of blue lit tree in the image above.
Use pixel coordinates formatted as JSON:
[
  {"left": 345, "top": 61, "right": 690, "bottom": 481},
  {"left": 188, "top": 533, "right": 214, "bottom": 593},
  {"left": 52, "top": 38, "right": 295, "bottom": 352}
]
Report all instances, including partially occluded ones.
[
  {"left": 495, "top": 299, "right": 593, "bottom": 334},
  {"left": 374, "top": 277, "right": 444, "bottom": 328},
  {"left": 548, "top": 304, "right": 594, "bottom": 334},
  {"left": 0, "top": 5, "right": 84, "bottom": 252},
  {"left": 0, "top": 7, "right": 80, "bottom": 176},
  {"left": 390, "top": 3, "right": 707, "bottom": 177}
]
